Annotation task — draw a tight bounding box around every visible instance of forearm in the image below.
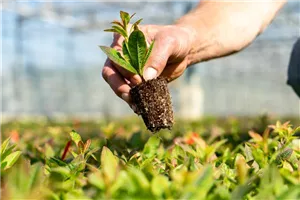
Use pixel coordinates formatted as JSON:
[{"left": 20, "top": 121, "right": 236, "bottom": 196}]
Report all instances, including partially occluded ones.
[{"left": 175, "top": 0, "right": 286, "bottom": 65}]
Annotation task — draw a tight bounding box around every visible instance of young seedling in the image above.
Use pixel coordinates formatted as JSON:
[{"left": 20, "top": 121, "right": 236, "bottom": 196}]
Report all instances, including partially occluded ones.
[{"left": 100, "top": 11, "right": 174, "bottom": 132}]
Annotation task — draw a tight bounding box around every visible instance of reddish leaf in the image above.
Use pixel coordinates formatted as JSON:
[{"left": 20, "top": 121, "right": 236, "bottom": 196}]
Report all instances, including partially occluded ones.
[
  {"left": 185, "top": 132, "right": 200, "bottom": 145},
  {"left": 248, "top": 131, "right": 263, "bottom": 142},
  {"left": 78, "top": 141, "right": 85, "bottom": 153},
  {"left": 10, "top": 130, "right": 19, "bottom": 143},
  {"left": 84, "top": 139, "right": 91, "bottom": 153},
  {"left": 61, "top": 140, "right": 72, "bottom": 161}
]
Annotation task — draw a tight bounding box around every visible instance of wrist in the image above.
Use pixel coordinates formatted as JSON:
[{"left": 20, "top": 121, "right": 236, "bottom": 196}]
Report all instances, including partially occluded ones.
[
  {"left": 174, "top": 17, "right": 215, "bottom": 65},
  {"left": 173, "top": 1, "right": 285, "bottom": 66},
  {"left": 174, "top": 24, "right": 197, "bottom": 45},
  {"left": 173, "top": 23, "right": 199, "bottom": 64}
]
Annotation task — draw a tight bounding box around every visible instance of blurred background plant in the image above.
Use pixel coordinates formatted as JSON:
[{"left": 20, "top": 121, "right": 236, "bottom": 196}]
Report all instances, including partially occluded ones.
[{"left": 1, "top": 117, "right": 300, "bottom": 199}]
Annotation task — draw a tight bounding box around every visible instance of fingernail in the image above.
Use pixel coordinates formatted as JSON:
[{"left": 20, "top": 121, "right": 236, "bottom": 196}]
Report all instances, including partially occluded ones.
[
  {"left": 143, "top": 67, "right": 157, "bottom": 81},
  {"left": 121, "top": 93, "right": 130, "bottom": 103}
]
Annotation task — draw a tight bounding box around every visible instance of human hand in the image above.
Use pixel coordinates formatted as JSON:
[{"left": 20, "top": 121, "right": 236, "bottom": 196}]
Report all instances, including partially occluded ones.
[
  {"left": 102, "top": 24, "right": 195, "bottom": 107},
  {"left": 102, "top": 1, "right": 286, "bottom": 110}
]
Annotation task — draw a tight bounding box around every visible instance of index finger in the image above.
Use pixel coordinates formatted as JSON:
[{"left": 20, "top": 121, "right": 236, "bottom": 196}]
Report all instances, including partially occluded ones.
[{"left": 102, "top": 59, "right": 132, "bottom": 104}]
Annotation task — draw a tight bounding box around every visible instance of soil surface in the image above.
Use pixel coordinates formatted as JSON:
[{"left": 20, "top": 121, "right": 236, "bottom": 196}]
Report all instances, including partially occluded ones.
[{"left": 130, "top": 77, "right": 174, "bottom": 132}]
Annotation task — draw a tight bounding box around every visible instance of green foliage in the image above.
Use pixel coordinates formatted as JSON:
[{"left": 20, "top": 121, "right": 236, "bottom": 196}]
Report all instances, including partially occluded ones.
[
  {"left": 1, "top": 137, "right": 21, "bottom": 172},
  {"left": 99, "top": 46, "right": 138, "bottom": 74},
  {"left": 127, "top": 30, "right": 148, "bottom": 75},
  {"left": 143, "top": 40, "right": 154, "bottom": 67},
  {"left": 69, "top": 130, "right": 82, "bottom": 146},
  {"left": 101, "top": 146, "right": 119, "bottom": 183},
  {"left": 142, "top": 135, "right": 160, "bottom": 158},
  {"left": 1, "top": 117, "right": 300, "bottom": 199},
  {"left": 100, "top": 11, "right": 154, "bottom": 77}
]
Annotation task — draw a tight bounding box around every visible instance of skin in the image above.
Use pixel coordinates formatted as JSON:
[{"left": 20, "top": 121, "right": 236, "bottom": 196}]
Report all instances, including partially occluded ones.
[{"left": 102, "top": 0, "right": 286, "bottom": 109}]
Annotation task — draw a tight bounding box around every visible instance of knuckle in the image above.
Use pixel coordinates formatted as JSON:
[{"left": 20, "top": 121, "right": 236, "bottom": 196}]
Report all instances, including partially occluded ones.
[
  {"left": 113, "top": 89, "right": 121, "bottom": 97},
  {"left": 116, "top": 87, "right": 123, "bottom": 95},
  {"left": 156, "top": 32, "right": 176, "bottom": 46},
  {"left": 174, "top": 65, "right": 186, "bottom": 76},
  {"left": 156, "top": 54, "right": 167, "bottom": 63},
  {"left": 115, "top": 84, "right": 127, "bottom": 97},
  {"left": 110, "top": 87, "right": 122, "bottom": 99},
  {"left": 164, "top": 34, "right": 177, "bottom": 45},
  {"left": 152, "top": 54, "right": 167, "bottom": 69}
]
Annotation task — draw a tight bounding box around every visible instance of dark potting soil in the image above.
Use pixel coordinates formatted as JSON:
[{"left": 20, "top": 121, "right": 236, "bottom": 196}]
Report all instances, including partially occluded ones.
[{"left": 130, "top": 77, "right": 174, "bottom": 132}]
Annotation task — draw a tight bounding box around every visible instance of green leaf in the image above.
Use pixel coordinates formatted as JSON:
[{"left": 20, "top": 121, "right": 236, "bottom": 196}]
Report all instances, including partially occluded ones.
[
  {"left": 49, "top": 167, "right": 71, "bottom": 182},
  {"left": 101, "top": 146, "right": 119, "bottom": 183},
  {"left": 88, "top": 172, "right": 105, "bottom": 190},
  {"left": 133, "top": 24, "right": 139, "bottom": 31},
  {"left": 142, "top": 136, "right": 160, "bottom": 158},
  {"left": 85, "top": 147, "right": 100, "bottom": 161},
  {"left": 128, "top": 166, "right": 149, "bottom": 190},
  {"left": 71, "top": 153, "right": 86, "bottom": 171},
  {"left": 122, "top": 42, "right": 131, "bottom": 63},
  {"left": 99, "top": 46, "right": 138, "bottom": 74},
  {"left": 84, "top": 139, "right": 91, "bottom": 153},
  {"left": 244, "top": 143, "right": 254, "bottom": 162},
  {"left": 151, "top": 175, "right": 169, "bottom": 197},
  {"left": 133, "top": 18, "right": 143, "bottom": 26},
  {"left": 110, "top": 170, "right": 136, "bottom": 195},
  {"left": 171, "top": 145, "right": 186, "bottom": 164},
  {"left": 70, "top": 151, "right": 78, "bottom": 158},
  {"left": 78, "top": 141, "right": 85, "bottom": 153},
  {"left": 128, "top": 30, "right": 147, "bottom": 75},
  {"left": 254, "top": 166, "right": 285, "bottom": 199},
  {"left": 69, "top": 130, "right": 82, "bottom": 146},
  {"left": 276, "top": 148, "right": 293, "bottom": 164},
  {"left": 143, "top": 41, "right": 154, "bottom": 67},
  {"left": 45, "top": 143, "right": 55, "bottom": 158},
  {"left": 112, "top": 25, "right": 127, "bottom": 38},
  {"left": 1, "top": 150, "right": 21, "bottom": 170},
  {"left": 1, "top": 137, "right": 10, "bottom": 154},
  {"left": 140, "top": 157, "right": 155, "bottom": 169},
  {"left": 231, "top": 177, "right": 257, "bottom": 200},
  {"left": 120, "top": 11, "right": 130, "bottom": 30},
  {"left": 277, "top": 185, "right": 300, "bottom": 200},
  {"left": 103, "top": 28, "right": 115, "bottom": 32},
  {"left": 130, "top": 13, "right": 136, "bottom": 19},
  {"left": 181, "top": 166, "right": 214, "bottom": 199},
  {"left": 104, "top": 25, "right": 127, "bottom": 38},
  {"left": 48, "top": 157, "right": 67, "bottom": 167},
  {"left": 130, "top": 18, "right": 143, "bottom": 33},
  {"left": 27, "top": 164, "right": 42, "bottom": 191},
  {"left": 1, "top": 144, "right": 15, "bottom": 162},
  {"left": 111, "top": 20, "right": 123, "bottom": 28}
]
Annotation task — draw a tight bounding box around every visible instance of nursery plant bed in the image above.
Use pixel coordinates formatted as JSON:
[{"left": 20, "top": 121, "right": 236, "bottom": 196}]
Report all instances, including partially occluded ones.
[{"left": 1, "top": 117, "right": 300, "bottom": 199}]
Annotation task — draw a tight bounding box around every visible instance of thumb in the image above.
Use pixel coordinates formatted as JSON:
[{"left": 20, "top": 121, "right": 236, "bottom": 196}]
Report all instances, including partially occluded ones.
[{"left": 143, "top": 36, "right": 175, "bottom": 81}]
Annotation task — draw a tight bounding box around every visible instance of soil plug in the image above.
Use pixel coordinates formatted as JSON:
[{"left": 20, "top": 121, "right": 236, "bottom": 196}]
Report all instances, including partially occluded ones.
[{"left": 99, "top": 11, "right": 174, "bottom": 132}]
